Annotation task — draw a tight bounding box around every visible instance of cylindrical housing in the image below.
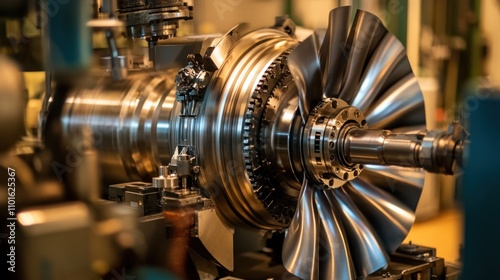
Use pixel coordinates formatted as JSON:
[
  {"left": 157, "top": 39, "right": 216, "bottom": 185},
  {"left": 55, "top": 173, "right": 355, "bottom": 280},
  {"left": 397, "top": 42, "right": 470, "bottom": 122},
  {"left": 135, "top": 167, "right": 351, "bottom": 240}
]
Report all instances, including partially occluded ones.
[
  {"left": 196, "top": 29, "right": 299, "bottom": 229},
  {"left": 58, "top": 28, "right": 301, "bottom": 230},
  {"left": 60, "top": 70, "right": 179, "bottom": 184}
]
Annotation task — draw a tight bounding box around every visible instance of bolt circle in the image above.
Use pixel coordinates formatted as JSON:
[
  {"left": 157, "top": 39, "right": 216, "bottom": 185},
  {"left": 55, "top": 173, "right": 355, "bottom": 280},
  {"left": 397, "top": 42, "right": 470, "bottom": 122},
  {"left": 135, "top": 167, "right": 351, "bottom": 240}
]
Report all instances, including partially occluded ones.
[
  {"left": 303, "top": 98, "right": 367, "bottom": 189},
  {"left": 328, "top": 141, "right": 335, "bottom": 150}
]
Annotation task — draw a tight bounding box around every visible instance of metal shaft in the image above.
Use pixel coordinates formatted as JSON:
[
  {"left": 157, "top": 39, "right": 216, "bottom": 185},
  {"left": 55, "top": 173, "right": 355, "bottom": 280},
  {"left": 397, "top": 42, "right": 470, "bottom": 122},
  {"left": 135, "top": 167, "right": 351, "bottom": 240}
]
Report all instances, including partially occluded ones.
[{"left": 342, "top": 127, "right": 464, "bottom": 175}]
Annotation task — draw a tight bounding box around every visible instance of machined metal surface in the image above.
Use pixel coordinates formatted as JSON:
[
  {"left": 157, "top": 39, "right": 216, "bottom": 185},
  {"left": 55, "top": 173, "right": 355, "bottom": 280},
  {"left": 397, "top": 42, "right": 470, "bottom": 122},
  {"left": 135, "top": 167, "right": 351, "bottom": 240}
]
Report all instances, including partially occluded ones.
[
  {"left": 56, "top": 7, "right": 466, "bottom": 280},
  {"left": 61, "top": 70, "right": 179, "bottom": 183},
  {"left": 196, "top": 29, "right": 299, "bottom": 229},
  {"left": 302, "top": 98, "right": 367, "bottom": 188},
  {"left": 282, "top": 7, "right": 428, "bottom": 280},
  {"left": 343, "top": 125, "right": 465, "bottom": 175},
  {"left": 194, "top": 208, "right": 234, "bottom": 271}
]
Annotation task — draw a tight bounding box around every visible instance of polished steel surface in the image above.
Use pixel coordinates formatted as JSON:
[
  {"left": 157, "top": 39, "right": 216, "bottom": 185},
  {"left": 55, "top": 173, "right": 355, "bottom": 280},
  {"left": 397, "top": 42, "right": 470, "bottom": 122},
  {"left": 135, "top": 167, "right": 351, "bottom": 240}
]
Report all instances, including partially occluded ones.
[
  {"left": 196, "top": 208, "right": 234, "bottom": 270},
  {"left": 203, "top": 24, "right": 248, "bottom": 71},
  {"left": 61, "top": 70, "right": 179, "bottom": 183},
  {"left": 343, "top": 129, "right": 422, "bottom": 167},
  {"left": 196, "top": 28, "right": 299, "bottom": 229},
  {"left": 61, "top": 27, "right": 300, "bottom": 229},
  {"left": 283, "top": 7, "right": 427, "bottom": 279},
  {"left": 317, "top": 189, "right": 355, "bottom": 279},
  {"left": 333, "top": 187, "right": 389, "bottom": 277},
  {"left": 350, "top": 34, "right": 407, "bottom": 112},
  {"left": 320, "top": 6, "right": 351, "bottom": 98},
  {"left": 288, "top": 34, "right": 323, "bottom": 122},
  {"left": 344, "top": 127, "right": 463, "bottom": 175},
  {"left": 283, "top": 178, "right": 319, "bottom": 279},
  {"left": 302, "top": 98, "right": 367, "bottom": 189},
  {"left": 363, "top": 165, "right": 424, "bottom": 210},
  {"left": 346, "top": 179, "right": 414, "bottom": 253},
  {"left": 58, "top": 6, "right": 443, "bottom": 280},
  {"left": 365, "top": 75, "right": 423, "bottom": 129},
  {"left": 338, "top": 10, "right": 386, "bottom": 103}
]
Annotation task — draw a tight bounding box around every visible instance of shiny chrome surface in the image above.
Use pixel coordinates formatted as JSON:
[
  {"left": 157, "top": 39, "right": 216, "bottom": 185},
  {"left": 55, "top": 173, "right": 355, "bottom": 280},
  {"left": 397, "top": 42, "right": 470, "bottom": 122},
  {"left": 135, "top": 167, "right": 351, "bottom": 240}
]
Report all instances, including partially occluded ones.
[
  {"left": 350, "top": 34, "right": 406, "bottom": 112},
  {"left": 288, "top": 34, "right": 323, "bottom": 122},
  {"left": 203, "top": 24, "right": 248, "bottom": 71},
  {"left": 365, "top": 75, "right": 423, "bottom": 129},
  {"left": 343, "top": 129, "right": 422, "bottom": 167},
  {"left": 302, "top": 99, "right": 367, "bottom": 189},
  {"left": 283, "top": 7, "right": 427, "bottom": 279},
  {"left": 320, "top": 6, "right": 351, "bottom": 98},
  {"left": 61, "top": 28, "right": 300, "bottom": 229},
  {"left": 317, "top": 189, "right": 355, "bottom": 279},
  {"left": 196, "top": 208, "right": 234, "bottom": 270},
  {"left": 344, "top": 127, "right": 464, "bottom": 174},
  {"left": 196, "top": 28, "right": 299, "bottom": 229},
  {"left": 346, "top": 179, "right": 414, "bottom": 253},
  {"left": 58, "top": 6, "right": 452, "bottom": 280},
  {"left": 283, "top": 178, "right": 319, "bottom": 279},
  {"left": 338, "top": 10, "right": 386, "bottom": 103},
  {"left": 363, "top": 165, "right": 424, "bottom": 210},
  {"left": 61, "top": 70, "right": 179, "bottom": 183},
  {"left": 334, "top": 187, "right": 389, "bottom": 276}
]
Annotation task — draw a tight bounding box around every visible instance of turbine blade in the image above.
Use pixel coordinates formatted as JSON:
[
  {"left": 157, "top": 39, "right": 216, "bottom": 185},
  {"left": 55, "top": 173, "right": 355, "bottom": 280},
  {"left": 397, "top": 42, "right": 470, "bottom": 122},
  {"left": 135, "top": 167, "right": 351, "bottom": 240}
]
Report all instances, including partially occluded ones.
[
  {"left": 288, "top": 34, "right": 323, "bottom": 123},
  {"left": 350, "top": 34, "right": 406, "bottom": 112},
  {"left": 381, "top": 55, "right": 412, "bottom": 92},
  {"left": 332, "top": 187, "right": 389, "bottom": 276},
  {"left": 316, "top": 189, "right": 356, "bottom": 280},
  {"left": 365, "top": 74, "right": 424, "bottom": 129},
  {"left": 320, "top": 6, "right": 351, "bottom": 98},
  {"left": 362, "top": 165, "right": 424, "bottom": 210},
  {"left": 346, "top": 179, "right": 415, "bottom": 253},
  {"left": 283, "top": 177, "right": 319, "bottom": 279},
  {"left": 338, "top": 9, "right": 386, "bottom": 104}
]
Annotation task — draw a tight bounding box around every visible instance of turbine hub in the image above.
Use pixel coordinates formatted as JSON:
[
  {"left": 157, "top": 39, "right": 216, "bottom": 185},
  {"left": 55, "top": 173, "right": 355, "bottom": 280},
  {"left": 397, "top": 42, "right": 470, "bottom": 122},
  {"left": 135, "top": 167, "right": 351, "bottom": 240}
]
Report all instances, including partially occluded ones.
[{"left": 302, "top": 98, "right": 368, "bottom": 188}]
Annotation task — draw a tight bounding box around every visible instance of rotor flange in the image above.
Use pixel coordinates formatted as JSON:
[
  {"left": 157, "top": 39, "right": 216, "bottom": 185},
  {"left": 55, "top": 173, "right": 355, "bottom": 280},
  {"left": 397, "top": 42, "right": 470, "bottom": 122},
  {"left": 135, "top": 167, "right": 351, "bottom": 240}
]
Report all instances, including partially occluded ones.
[{"left": 302, "top": 98, "right": 368, "bottom": 188}]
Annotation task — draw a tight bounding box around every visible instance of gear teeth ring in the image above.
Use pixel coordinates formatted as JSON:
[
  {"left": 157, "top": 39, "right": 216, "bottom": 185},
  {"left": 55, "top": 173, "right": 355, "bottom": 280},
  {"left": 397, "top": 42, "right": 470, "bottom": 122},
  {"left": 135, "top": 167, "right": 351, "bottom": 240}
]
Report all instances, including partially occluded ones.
[{"left": 242, "top": 49, "right": 296, "bottom": 225}]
